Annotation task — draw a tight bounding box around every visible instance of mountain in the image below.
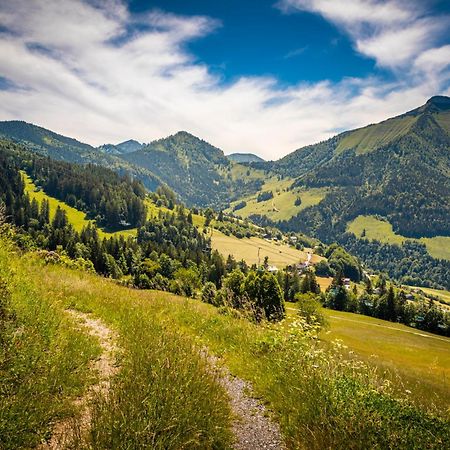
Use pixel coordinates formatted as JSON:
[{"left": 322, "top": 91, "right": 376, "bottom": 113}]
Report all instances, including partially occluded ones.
[
  {"left": 0, "top": 120, "right": 96, "bottom": 162},
  {"left": 277, "top": 96, "right": 450, "bottom": 238},
  {"left": 98, "top": 139, "right": 142, "bottom": 155},
  {"left": 227, "top": 153, "right": 264, "bottom": 163},
  {"left": 270, "top": 96, "right": 450, "bottom": 178},
  {"left": 0, "top": 120, "right": 161, "bottom": 191},
  {"left": 121, "top": 131, "right": 234, "bottom": 207}
]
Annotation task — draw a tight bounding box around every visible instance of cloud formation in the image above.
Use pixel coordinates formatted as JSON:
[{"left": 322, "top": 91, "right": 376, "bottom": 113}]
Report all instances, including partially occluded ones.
[{"left": 0, "top": 0, "right": 449, "bottom": 159}]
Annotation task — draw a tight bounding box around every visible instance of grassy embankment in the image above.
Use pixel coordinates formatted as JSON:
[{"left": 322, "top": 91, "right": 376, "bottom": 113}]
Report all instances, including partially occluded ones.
[
  {"left": 347, "top": 215, "right": 450, "bottom": 261},
  {"left": 2, "top": 237, "right": 449, "bottom": 449},
  {"left": 0, "top": 235, "right": 233, "bottom": 449}
]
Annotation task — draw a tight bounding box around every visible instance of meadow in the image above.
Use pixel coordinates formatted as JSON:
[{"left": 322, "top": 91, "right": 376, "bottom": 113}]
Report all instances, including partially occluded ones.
[
  {"left": 285, "top": 305, "right": 450, "bottom": 411},
  {"left": 1, "top": 233, "right": 449, "bottom": 449},
  {"left": 210, "top": 228, "right": 318, "bottom": 267},
  {"left": 347, "top": 215, "right": 450, "bottom": 260},
  {"left": 229, "top": 182, "right": 327, "bottom": 222}
]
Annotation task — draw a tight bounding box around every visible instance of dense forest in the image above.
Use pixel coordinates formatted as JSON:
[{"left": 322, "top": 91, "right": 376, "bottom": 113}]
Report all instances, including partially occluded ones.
[{"left": 28, "top": 157, "right": 148, "bottom": 228}]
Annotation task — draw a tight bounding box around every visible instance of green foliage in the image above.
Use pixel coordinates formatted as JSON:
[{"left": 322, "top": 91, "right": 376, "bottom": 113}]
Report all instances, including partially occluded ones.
[
  {"left": 0, "top": 237, "right": 98, "bottom": 449},
  {"left": 295, "top": 292, "right": 325, "bottom": 325},
  {"left": 201, "top": 281, "right": 217, "bottom": 305},
  {"left": 219, "top": 269, "right": 285, "bottom": 321},
  {"left": 256, "top": 190, "right": 273, "bottom": 203},
  {"left": 300, "top": 269, "right": 321, "bottom": 294}
]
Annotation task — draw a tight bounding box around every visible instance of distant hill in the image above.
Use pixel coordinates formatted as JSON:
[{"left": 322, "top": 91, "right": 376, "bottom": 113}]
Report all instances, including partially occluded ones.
[
  {"left": 227, "top": 153, "right": 264, "bottom": 163},
  {"left": 0, "top": 120, "right": 161, "bottom": 191},
  {"left": 121, "top": 131, "right": 233, "bottom": 207},
  {"left": 98, "top": 139, "right": 142, "bottom": 155}
]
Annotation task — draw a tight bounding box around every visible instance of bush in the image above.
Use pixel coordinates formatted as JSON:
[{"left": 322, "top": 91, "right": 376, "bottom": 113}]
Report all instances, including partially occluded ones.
[
  {"left": 256, "top": 191, "right": 273, "bottom": 203},
  {"left": 201, "top": 282, "right": 217, "bottom": 304},
  {"left": 295, "top": 292, "right": 325, "bottom": 325}
]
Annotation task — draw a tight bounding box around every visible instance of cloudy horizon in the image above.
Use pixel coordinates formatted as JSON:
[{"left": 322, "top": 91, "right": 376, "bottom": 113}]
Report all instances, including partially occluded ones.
[{"left": 0, "top": 0, "right": 449, "bottom": 160}]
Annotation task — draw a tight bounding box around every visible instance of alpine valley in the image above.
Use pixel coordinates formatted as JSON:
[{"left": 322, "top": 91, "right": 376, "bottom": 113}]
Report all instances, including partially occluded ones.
[{"left": 1, "top": 96, "right": 449, "bottom": 289}]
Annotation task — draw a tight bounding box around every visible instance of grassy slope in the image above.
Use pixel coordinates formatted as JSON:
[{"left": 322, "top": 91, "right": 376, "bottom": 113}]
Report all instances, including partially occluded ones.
[
  {"left": 336, "top": 115, "right": 417, "bottom": 155},
  {"left": 232, "top": 187, "right": 327, "bottom": 222},
  {"left": 321, "top": 309, "right": 450, "bottom": 409},
  {"left": 23, "top": 173, "right": 137, "bottom": 239},
  {"left": 1, "top": 238, "right": 232, "bottom": 449},
  {"left": 347, "top": 215, "right": 450, "bottom": 260},
  {"left": 3, "top": 239, "right": 450, "bottom": 448},
  {"left": 0, "top": 239, "right": 100, "bottom": 449},
  {"left": 407, "top": 286, "right": 450, "bottom": 306}
]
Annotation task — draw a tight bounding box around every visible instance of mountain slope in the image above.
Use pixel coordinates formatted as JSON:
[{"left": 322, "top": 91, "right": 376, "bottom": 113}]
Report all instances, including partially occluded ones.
[
  {"left": 0, "top": 121, "right": 162, "bottom": 191},
  {"left": 98, "top": 139, "right": 142, "bottom": 155},
  {"left": 288, "top": 98, "right": 450, "bottom": 239},
  {"left": 121, "top": 131, "right": 234, "bottom": 207},
  {"left": 270, "top": 96, "right": 450, "bottom": 177}
]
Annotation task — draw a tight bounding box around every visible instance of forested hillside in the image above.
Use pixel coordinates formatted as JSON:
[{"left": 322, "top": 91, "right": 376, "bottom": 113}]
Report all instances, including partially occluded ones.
[
  {"left": 0, "top": 121, "right": 162, "bottom": 192},
  {"left": 122, "top": 131, "right": 233, "bottom": 207}
]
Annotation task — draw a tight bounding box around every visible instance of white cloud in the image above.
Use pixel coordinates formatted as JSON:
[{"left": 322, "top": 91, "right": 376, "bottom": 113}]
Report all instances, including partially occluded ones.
[
  {"left": 0, "top": 0, "right": 448, "bottom": 160},
  {"left": 278, "top": 0, "right": 449, "bottom": 69}
]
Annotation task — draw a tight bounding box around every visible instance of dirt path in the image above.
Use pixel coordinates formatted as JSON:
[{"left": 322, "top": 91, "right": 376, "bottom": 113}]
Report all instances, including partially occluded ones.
[
  {"left": 208, "top": 355, "right": 285, "bottom": 450},
  {"left": 40, "top": 310, "right": 119, "bottom": 449}
]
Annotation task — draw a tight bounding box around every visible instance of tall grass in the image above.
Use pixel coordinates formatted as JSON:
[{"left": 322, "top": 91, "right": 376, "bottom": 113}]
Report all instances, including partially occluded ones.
[
  {"left": 31, "top": 258, "right": 233, "bottom": 449},
  {"left": 4, "top": 239, "right": 449, "bottom": 449},
  {"left": 0, "top": 236, "right": 99, "bottom": 449}
]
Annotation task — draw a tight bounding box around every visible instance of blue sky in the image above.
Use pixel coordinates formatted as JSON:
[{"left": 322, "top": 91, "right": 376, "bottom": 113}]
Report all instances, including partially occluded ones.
[
  {"left": 0, "top": 0, "right": 449, "bottom": 159},
  {"left": 130, "top": 0, "right": 379, "bottom": 85}
]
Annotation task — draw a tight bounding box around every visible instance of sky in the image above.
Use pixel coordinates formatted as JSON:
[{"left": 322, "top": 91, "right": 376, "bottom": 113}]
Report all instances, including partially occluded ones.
[{"left": 0, "top": 0, "right": 449, "bottom": 160}]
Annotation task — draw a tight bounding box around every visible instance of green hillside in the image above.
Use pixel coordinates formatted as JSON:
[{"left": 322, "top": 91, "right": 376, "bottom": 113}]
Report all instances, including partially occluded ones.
[
  {"left": 347, "top": 215, "right": 450, "bottom": 260},
  {"left": 0, "top": 121, "right": 162, "bottom": 192},
  {"left": 1, "top": 236, "right": 449, "bottom": 449},
  {"left": 265, "top": 97, "right": 450, "bottom": 289}
]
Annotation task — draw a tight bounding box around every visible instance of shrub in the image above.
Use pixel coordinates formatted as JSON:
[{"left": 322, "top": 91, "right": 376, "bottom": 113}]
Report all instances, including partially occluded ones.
[
  {"left": 201, "top": 282, "right": 217, "bottom": 304},
  {"left": 295, "top": 292, "right": 325, "bottom": 325}
]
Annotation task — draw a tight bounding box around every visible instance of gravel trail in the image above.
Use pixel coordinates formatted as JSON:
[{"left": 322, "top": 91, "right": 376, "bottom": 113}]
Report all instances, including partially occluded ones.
[{"left": 209, "top": 355, "right": 285, "bottom": 450}]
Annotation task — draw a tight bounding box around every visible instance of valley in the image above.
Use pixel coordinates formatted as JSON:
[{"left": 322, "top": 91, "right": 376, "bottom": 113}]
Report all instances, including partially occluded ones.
[{"left": 1, "top": 97, "right": 449, "bottom": 449}]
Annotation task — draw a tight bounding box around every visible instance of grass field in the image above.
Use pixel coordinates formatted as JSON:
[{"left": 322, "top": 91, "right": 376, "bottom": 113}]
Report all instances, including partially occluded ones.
[
  {"left": 210, "top": 229, "right": 321, "bottom": 267},
  {"left": 285, "top": 306, "right": 450, "bottom": 411},
  {"left": 407, "top": 286, "right": 450, "bottom": 306},
  {"left": 2, "top": 236, "right": 449, "bottom": 448},
  {"left": 347, "top": 215, "right": 450, "bottom": 260},
  {"left": 230, "top": 184, "right": 327, "bottom": 222}
]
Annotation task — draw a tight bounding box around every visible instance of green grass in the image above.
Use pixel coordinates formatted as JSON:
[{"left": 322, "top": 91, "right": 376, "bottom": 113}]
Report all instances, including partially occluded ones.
[
  {"left": 336, "top": 115, "right": 417, "bottom": 155},
  {"left": 230, "top": 186, "right": 327, "bottom": 222},
  {"left": 2, "top": 236, "right": 450, "bottom": 448},
  {"left": 318, "top": 308, "right": 450, "bottom": 411},
  {"left": 23, "top": 172, "right": 138, "bottom": 239},
  {"left": 1, "top": 236, "right": 233, "bottom": 449},
  {"left": 210, "top": 229, "right": 319, "bottom": 268},
  {"left": 347, "top": 215, "right": 450, "bottom": 260},
  {"left": 407, "top": 286, "right": 450, "bottom": 306},
  {"left": 0, "top": 237, "right": 99, "bottom": 449},
  {"left": 419, "top": 236, "right": 450, "bottom": 260},
  {"left": 434, "top": 111, "right": 450, "bottom": 134}
]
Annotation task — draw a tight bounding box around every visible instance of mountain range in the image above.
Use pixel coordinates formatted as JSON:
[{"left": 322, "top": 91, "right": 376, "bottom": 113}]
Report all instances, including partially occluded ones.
[{"left": 0, "top": 96, "right": 449, "bottom": 249}]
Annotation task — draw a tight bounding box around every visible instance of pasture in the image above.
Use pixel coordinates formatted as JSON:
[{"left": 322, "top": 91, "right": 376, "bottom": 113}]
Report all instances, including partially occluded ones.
[{"left": 347, "top": 215, "right": 450, "bottom": 260}]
